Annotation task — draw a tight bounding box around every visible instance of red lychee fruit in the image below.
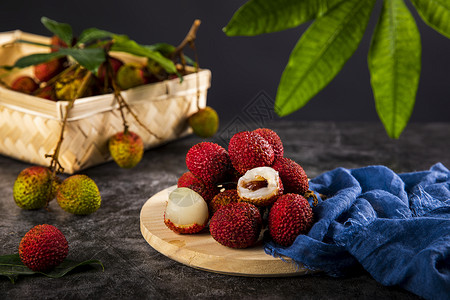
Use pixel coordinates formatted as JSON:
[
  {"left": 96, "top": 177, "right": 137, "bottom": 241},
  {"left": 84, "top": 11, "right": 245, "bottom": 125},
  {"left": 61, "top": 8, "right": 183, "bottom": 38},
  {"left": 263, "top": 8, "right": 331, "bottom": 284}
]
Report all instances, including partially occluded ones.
[
  {"left": 253, "top": 128, "right": 284, "bottom": 158},
  {"left": 209, "top": 189, "right": 241, "bottom": 215},
  {"left": 209, "top": 202, "right": 262, "bottom": 249},
  {"left": 177, "top": 172, "right": 219, "bottom": 203},
  {"left": 18, "top": 224, "right": 69, "bottom": 272},
  {"left": 34, "top": 85, "right": 57, "bottom": 101},
  {"left": 268, "top": 194, "right": 314, "bottom": 247},
  {"left": 228, "top": 131, "right": 275, "bottom": 175},
  {"left": 272, "top": 157, "right": 309, "bottom": 195},
  {"left": 177, "top": 171, "right": 202, "bottom": 187},
  {"left": 185, "top": 142, "right": 231, "bottom": 184},
  {"left": 237, "top": 166, "right": 283, "bottom": 207},
  {"left": 50, "top": 35, "right": 68, "bottom": 52},
  {"left": 10, "top": 76, "right": 39, "bottom": 94},
  {"left": 34, "top": 58, "right": 64, "bottom": 82}
]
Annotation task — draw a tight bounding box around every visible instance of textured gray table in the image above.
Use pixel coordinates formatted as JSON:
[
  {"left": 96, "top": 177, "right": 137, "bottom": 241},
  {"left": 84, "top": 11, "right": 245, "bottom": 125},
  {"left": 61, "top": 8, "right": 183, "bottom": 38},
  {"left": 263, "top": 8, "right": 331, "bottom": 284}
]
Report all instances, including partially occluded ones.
[{"left": 1, "top": 121, "right": 449, "bottom": 299}]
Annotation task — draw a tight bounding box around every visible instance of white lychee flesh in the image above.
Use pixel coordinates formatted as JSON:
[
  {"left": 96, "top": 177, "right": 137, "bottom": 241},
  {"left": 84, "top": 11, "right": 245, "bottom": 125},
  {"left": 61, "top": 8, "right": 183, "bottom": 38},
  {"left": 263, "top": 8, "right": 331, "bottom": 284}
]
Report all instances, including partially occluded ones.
[
  {"left": 237, "top": 167, "right": 283, "bottom": 206},
  {"left": 164, "top": 187, "right": 209, "bottom": 227}
]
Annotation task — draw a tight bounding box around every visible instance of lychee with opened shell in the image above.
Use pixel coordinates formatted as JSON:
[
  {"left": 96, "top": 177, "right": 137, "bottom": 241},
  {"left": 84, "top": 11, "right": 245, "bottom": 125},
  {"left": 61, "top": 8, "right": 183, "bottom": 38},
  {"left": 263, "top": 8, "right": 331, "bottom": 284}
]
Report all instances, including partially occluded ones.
[
  {"left": 237, "top": 167, "right": 283, "bottom": 207},
  {"left": 13, "top": 166, "right": 57, "bottom": 210},
  {"left": 109, "top": 131, "right": 144, "bottom": 169},
  {"left": 228, "top": 131, "right": 274, "bottom": 174},
  {"left": 185, "top": 142, "right": 231, "bottom": 184},
  {"left": 209, "top": 202, "right": 262, "bottom": 248},
  {"left": 253, "top": 128, "right": 284, "bottom": 158},
  {"left": 19, "top": 224, "right": 69, "bottom": 272},
  {"left": 272, "top": 157, "right": 309, "bottom": 195},
  {"left": 164, "top": 187, "right": 209, "bottom": 234},
  {"left": 268, "top": 193, "right": 314, "bottom": 247},
  {"left": 188, "top": 106, "right": 219, "bottom": 138}
]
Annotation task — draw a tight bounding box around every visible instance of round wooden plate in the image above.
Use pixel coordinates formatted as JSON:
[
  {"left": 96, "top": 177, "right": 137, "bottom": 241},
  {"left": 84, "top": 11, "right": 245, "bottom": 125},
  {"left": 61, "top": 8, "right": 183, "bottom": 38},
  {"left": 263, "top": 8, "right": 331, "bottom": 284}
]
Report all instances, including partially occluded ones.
[{"left": 140, "top": 186, "right": 315, "bottom": 277}]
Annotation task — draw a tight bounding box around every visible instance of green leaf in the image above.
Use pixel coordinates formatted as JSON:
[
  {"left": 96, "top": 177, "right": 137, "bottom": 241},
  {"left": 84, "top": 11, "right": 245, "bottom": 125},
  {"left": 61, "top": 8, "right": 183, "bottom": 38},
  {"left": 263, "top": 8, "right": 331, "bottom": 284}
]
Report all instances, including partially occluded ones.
[
  {"left": 13, "top": 52, "right": 64, "bottom": 68},
  {"left": 41, "top": 17, "right": 73, "bottom": 46},
  {"left": 58, "top": 48, "right": 106, "bottom": 73},
  {"left": 0, "top": 254, "right": 104, "bottom": 283},
  {"left": 223, "top": 0, "right": 342, "bottom": 36},
  {"left": 76, "top": 28, "right": 115, "bottom": 46},
  {"left": 111, "top": 35, "right": 177, "bottom": 73},
  {"left": 224, "top": 0, "right": 345, "bottom": 36},
  {"left": 145, "top": 43, "right": 176, "bottom": 56},
  {"left": 368, "top": 0, "right": 421, "bottom": 139},
  {"left": 410, "top": 0, "right": 450, "bottom": 38},
  {"left": 275, "top": 0, "right": 376, "bottom": 116}
]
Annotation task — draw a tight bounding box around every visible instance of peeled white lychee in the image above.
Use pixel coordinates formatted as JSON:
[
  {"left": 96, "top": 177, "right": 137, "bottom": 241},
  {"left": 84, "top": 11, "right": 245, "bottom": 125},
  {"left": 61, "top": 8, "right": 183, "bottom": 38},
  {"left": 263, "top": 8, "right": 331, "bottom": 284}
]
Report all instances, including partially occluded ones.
[
  {"left": 237, "top": 167, "right": 284, "bottom": 207},
  {"left": 164, "top": 187, "right": 209, "bottom": 234}
]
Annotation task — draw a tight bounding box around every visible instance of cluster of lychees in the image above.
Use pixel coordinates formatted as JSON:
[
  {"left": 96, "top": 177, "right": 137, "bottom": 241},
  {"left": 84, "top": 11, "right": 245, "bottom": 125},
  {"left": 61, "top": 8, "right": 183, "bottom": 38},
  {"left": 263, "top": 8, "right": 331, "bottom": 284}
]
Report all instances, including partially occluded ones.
[
  {"left": 13, "top": 166, "right": 101, "bottom": 215},
  {"left": 164, "top": 128, "right": 315, "bottom": 248}
]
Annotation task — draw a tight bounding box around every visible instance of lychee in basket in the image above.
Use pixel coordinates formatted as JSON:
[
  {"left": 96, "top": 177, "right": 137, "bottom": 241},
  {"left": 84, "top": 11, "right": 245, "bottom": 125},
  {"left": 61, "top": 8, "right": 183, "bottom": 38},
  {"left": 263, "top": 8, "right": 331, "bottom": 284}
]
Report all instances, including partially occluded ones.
[{"left": 0, "top": 30, "right": 211, "bottom": 174}]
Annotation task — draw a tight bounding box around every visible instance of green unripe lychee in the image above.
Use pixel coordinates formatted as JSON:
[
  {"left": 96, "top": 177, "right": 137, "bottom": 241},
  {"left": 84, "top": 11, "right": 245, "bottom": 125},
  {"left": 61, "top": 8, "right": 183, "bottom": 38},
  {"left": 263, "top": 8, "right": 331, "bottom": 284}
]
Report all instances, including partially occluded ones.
[
  {"left": 116, "top": 63, "right": 147, "bottom": 90},
  {"left": 188, "top": 106, "right": 219, "bottom": 138},
  {"left": 13, "top": 166, "right": 57, "bottom": 210},
  {"left": 57, "top": 175, "right": 101, "bottom": 215},
  {"left": 108, "top": 131, "right": 144, "bottom": 168}
]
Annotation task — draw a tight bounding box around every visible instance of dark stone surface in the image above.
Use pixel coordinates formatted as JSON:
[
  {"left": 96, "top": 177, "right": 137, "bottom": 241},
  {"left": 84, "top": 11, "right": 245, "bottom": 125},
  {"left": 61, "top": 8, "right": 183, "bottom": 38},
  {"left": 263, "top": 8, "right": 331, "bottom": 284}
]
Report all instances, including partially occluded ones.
[{"left": 1, "top": 121, "right": 448, "bottom": 299}]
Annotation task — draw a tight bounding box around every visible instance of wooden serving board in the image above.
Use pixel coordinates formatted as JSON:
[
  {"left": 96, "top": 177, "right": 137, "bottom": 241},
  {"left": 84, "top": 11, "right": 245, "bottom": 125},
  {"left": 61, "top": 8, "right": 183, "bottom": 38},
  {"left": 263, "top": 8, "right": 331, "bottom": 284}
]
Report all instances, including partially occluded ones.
[{"left": 140, "top": 186, "right": 315, "bottom": 277}]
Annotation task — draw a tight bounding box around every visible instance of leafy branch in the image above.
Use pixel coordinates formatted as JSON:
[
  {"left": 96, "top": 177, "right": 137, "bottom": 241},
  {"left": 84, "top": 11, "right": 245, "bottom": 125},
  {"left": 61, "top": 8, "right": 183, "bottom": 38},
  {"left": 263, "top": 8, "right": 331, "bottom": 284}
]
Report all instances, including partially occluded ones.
[{"left": 224, "top": 0, "right": 450, "bottom": 138}]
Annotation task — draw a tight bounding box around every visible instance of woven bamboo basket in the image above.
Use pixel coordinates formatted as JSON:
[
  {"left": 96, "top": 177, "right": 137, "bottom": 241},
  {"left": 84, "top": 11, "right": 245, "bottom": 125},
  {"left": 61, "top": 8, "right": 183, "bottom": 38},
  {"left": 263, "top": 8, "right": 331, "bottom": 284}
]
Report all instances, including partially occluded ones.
[{"left": 0, "top": 30, "right": 211, "bottom": 174}]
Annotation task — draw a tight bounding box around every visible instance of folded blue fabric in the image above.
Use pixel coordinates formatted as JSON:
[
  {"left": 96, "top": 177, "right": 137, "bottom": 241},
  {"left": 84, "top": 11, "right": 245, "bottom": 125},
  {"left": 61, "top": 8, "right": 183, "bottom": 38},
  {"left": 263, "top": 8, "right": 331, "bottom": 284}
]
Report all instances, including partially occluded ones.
[{"left": 264, "top": 163, "right": 450, "bottom": 300}]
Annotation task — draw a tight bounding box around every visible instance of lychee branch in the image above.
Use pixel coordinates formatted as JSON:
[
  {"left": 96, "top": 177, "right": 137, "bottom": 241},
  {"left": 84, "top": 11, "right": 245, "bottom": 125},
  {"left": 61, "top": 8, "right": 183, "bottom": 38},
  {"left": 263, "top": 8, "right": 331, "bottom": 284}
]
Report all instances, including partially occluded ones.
[
  {"left": 111, "top": 79, "right": 162, "bottom": 140},
  {"left": 45, "top": 70, "right": 93, "bottom": 175},
  {"left": 172, "top": 19, "right": 202, "bottom": 110}
]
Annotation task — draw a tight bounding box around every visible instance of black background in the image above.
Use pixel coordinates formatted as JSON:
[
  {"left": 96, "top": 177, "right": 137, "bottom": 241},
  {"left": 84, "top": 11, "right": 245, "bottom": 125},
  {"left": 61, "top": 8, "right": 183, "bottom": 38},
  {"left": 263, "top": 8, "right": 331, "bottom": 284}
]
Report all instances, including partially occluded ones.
[{"left": 1, "top": 0, "right": 449, "bottom": 126}]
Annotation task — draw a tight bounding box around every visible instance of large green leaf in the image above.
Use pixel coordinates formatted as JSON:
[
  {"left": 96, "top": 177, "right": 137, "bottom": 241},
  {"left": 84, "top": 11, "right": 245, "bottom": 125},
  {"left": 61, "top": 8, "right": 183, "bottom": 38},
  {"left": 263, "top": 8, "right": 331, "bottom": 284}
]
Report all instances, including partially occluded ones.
[
  {"left": 368, "top": 0, "right": 421, "bottom": 139},
  {"left": 275, "top": 0, "right": 376, "bottom": 117},
  {"left": 223, "top": 0, "right": 344, "bottom": 36},
  {"left": 12, "top": 48, "right": 105, "bottom": 74},
  {"left": 111, "top": 35, "right": 177, "bottom": 73},
  {"left": 0, "top": 254, "right": 103, "bottom": 283},
  {"left": 13, "top": 52, "right": 64, "bottom": 68},
  {"left": 76, "top": 28, "right": 115, "bottom": 46},
  {"left": 41, "top": 17, "right": 73, "bottom": 46},
  {"left": 410, "top": 0, "right": 450, "bottom": 38},
  {"left": 59, "top": 48, "right": 106, "bottom": 73}
]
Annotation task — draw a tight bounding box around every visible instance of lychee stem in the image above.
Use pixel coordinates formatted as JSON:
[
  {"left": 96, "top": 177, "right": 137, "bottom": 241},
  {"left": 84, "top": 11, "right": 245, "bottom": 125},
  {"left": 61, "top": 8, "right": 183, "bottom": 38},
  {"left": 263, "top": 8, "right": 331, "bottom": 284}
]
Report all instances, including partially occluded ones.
[
  {"left": 304, "top": 190, "right": 319, "bottom": 207},
  {"left": 44, "top": 68, "right": 92, "bottom": 207},
  {"left": 171, "top": 19, "right": 202, "bottom": 111},
  {"left": 111, "top": 79, "right": 161, "bottom": 139},
  {"left": 172, "top": 19, "right": 201, "bottom": 62}
]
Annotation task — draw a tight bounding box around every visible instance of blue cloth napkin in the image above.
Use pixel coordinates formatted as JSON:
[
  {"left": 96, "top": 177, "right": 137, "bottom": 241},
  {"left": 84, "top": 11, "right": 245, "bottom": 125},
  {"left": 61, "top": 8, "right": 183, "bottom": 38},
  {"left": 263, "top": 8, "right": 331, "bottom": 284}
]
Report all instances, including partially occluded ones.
[{"left": 264, "top": 163, "right": 450, "bottom": 300}]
